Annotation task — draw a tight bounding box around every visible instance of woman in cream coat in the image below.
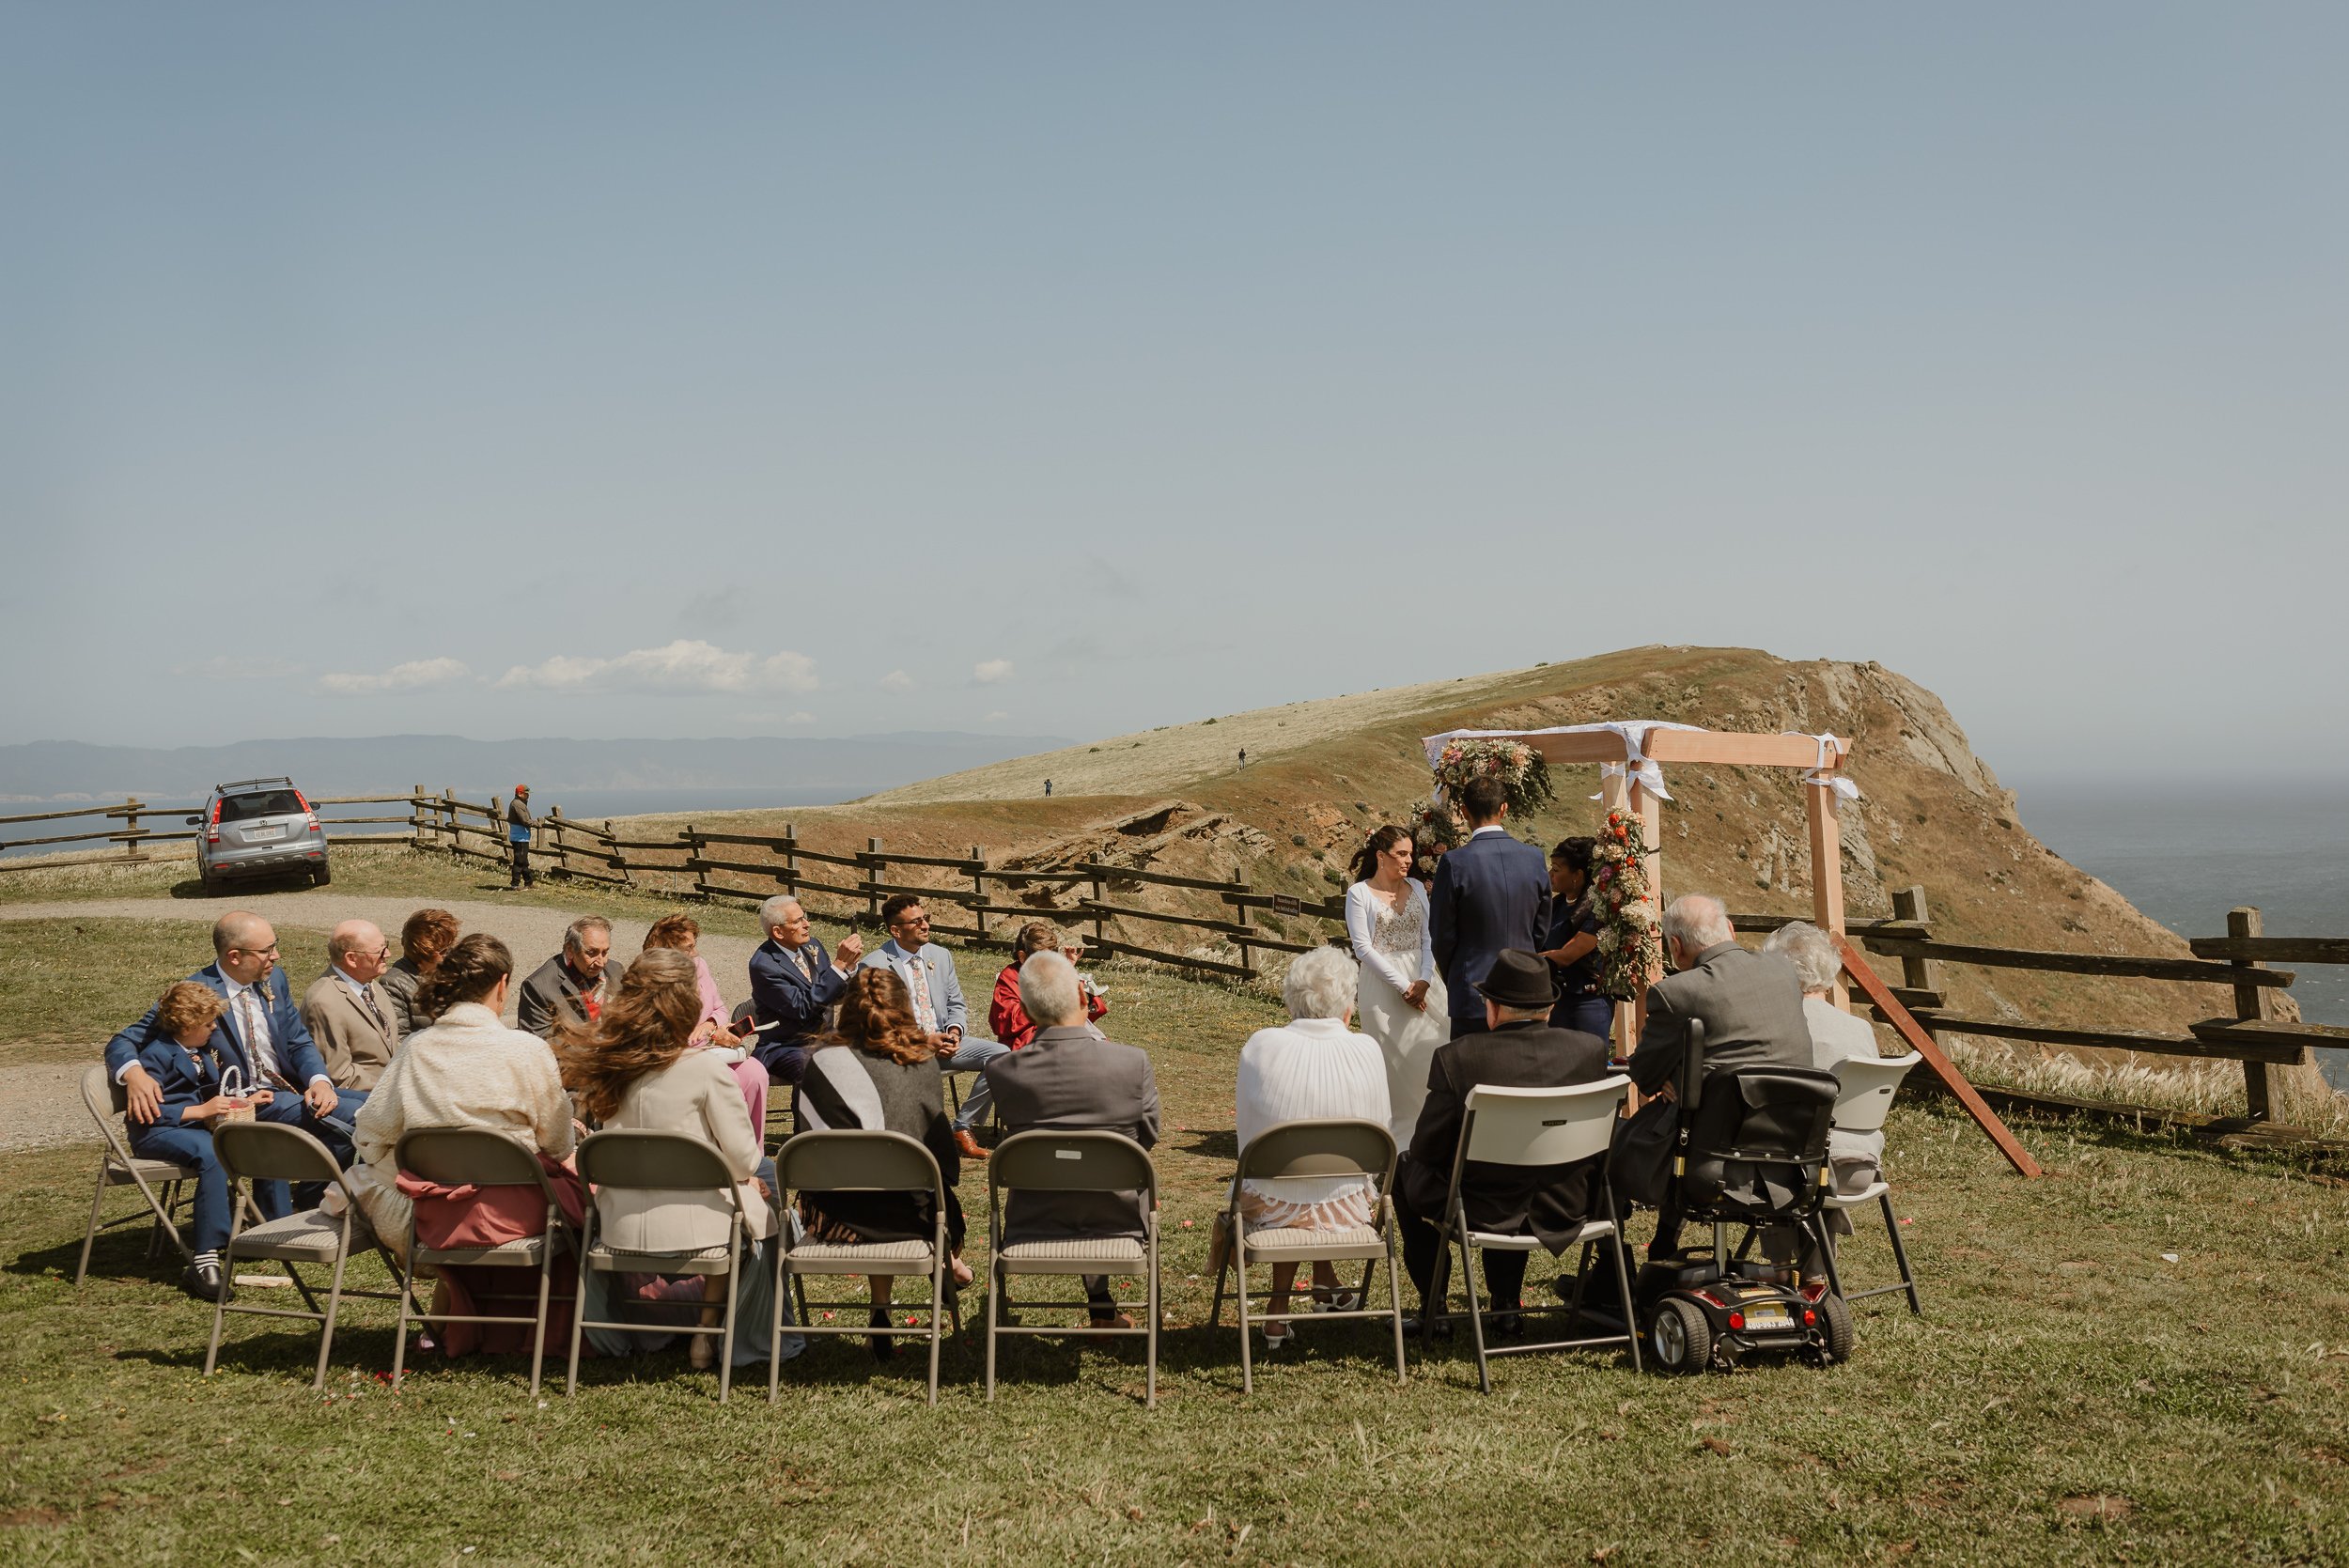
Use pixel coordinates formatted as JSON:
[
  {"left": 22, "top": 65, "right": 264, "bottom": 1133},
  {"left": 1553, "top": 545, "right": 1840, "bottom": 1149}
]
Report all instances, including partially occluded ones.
[{"left": 561, "top": 948, "right": 777, "bottom": 1369}]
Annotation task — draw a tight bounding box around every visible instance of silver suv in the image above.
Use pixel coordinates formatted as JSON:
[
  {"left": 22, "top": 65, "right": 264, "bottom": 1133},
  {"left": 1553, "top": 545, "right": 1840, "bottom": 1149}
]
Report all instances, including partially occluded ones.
[{"left": 189, "top": 777, "right": 331, "bottom": 891}]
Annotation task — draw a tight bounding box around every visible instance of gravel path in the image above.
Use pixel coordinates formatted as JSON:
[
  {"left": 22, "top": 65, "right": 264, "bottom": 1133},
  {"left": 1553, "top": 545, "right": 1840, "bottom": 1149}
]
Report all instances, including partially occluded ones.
[{"left": 1, "top": 896, "right": 763, "bottom": 1154}]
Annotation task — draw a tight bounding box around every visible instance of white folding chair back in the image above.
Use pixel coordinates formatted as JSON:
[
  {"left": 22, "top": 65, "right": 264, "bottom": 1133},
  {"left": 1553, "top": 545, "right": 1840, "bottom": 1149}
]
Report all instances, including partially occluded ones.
[
  {"left": 1830, "top": 1053, "right": 1920, "bottom": 1137},
  {"left": 1462, "top": 1078, "right": 1628, "bottom": 1168}
]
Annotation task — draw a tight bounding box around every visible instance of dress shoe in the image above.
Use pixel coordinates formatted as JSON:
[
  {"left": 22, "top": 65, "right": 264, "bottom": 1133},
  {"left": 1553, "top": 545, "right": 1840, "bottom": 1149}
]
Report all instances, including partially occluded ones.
[
  {"left": 868, "top": 1307, "right": 897, "bottom": 1360},
  {"left": 1089, "top": 1310, "right": 1135, "bottom": 1330},
  {"left": 1402, "top": 1314, "right": 1455, "bottom": 1342},
  {"left": 179, "top": 1261, "right": 230, "bottom": 1302},
  {"left": 952, "top": 1127, "right": 988, "bottom": 1162},
  {"left": 1489, "top": 1310, "right": 1525, "bottom": 1340}
]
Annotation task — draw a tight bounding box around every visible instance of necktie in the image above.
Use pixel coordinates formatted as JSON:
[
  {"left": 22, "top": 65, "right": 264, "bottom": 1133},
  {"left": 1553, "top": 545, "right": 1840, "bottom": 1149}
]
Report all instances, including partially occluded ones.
[
  {"left": 359, "top": 984, "right": 389, "bottom": 1033},
  {"left": 795, "top": 947, "right": 815, "bottom": 982},
  {"left": 907, "top": 955, "right": 937, "bottom": 1033},
  {"left": 238, "top": 986, "right": 277, "bottom": 1079}
]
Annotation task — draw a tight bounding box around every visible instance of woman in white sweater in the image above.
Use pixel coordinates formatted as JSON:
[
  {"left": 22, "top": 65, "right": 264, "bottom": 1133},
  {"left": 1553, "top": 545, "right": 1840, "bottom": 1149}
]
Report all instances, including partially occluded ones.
[
  {"left": 1229, "top": 945, "right": 1392, "bottom": 1346},
  {"left": 347, "top": 935, "right": 576, "bottom": 1261},
  {"left": 1343, "top": 826, "right": 1447, "bottom": 1153}
]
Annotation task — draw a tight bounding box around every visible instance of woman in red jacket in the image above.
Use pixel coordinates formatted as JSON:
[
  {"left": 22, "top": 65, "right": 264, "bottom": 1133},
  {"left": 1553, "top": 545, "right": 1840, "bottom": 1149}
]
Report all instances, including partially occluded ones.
[{"left": 989, "top": 921, "right": 1109, "bottom": 1048}]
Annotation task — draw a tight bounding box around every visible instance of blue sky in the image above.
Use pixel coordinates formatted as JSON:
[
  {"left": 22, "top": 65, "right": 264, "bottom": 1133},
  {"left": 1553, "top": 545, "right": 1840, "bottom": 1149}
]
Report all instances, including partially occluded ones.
[{"left": 4, "top": 6, "right": 2342, "bottom": 775}]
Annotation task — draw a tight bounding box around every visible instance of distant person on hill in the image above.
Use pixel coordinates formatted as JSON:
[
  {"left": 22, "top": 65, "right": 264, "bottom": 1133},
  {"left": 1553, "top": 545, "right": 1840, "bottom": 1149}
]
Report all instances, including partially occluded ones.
[
  {"left": 516, "top": 916, "right": 621, "bottom": 1038},
  {"left": 988, "top": 921, "right": 1108, "bottom": 1048},
  {"left": 1238, "top": 748, "right": 1246, "bottom": 767},
  {"left": 1043, "top": 779, "right": 1052, "bottom": 798},
  {"left": 299, "top": 919, "right": 397, "bottom": 1090},
  {"left": 746, "top": 895, "right": 862, "bottom": 1089},
  {"left": 1345, "top": 825, "right": 1446, "bottom": 1153},
  {"left": 1428, "top": 776, "right": 1550, "bottom": 1039},
  {"left": 860, "top": 894, "right": 1004, "bottom": 1162},
  {"left": 505, "top": 785, "right": 538, "bottom": 890},
  {"left": 379, "top": 908, "right": 460, "bottom": 1039}
]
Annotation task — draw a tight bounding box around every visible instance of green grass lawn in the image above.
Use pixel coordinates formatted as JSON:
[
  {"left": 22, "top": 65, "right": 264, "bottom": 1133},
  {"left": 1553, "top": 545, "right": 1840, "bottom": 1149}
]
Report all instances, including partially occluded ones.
[{"left": 5, "top": 858, "right": 2348, "bottom": 1564}]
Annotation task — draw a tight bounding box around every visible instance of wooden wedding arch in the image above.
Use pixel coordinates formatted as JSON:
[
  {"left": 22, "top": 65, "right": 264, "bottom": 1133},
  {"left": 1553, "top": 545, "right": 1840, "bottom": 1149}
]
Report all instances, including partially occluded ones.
[{"left": 1421, "top": 721, "right": 2043, "bottom": 1177}]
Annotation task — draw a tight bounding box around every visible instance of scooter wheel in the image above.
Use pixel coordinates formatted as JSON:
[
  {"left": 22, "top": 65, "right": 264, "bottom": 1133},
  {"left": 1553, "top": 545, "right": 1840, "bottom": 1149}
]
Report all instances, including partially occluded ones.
[
  {"left": 1818, "top": 1292, "right": 1855, "bottom": 1363},
  {"left": 1650, "top": 1296, "right": 1712, "bottom": 1374}
]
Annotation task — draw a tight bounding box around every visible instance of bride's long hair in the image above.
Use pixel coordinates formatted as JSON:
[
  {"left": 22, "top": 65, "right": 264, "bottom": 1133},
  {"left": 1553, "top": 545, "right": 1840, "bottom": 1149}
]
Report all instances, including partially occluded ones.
[{"left": 1348, "top": 825, "right": 1411, "bottom": 886}]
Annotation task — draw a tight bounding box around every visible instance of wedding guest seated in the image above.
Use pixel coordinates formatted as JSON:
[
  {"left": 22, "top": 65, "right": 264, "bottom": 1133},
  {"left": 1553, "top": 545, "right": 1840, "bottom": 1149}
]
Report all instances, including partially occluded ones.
[
  {"left": 1621, "top": 893, "right": 1812, "bottom": 1259},
  {"left": 746, "top": 896, "right": 863, "bottom": 1087},
  {"left": 1391, "top": 949, "right": 1610, "bottom": 1336},
  {"left": 642, "top": 913, "right": 769, "bottom": 1133},
  {"left": 300, "top": 920, "right": 397, "bottom": 1091},
  {"left": 379, "top": 908, "right": 459, "bottom": 1040},
  {"left": 988, "top": 922, "right": 1107, "bottom": 1049},
  {"left": 795, "top": 969, "right": 973, "bottom": 1359},
  {"left": 120, "top": 982, "right": 313, "bottom": 1300},
  {"left": 981, "top": 951, "right": 1159, "bottom": 1328},
  {"left": 860, "top": 894, "right": 1003, "bottom": 1161},
  {"left": 1761, "top": 920, "right": 1887, "bottom": 1282},
  {"left": 347, "top": 935, "right": 578, "bottom": 1263},
  {"left": 559, "top": 948, "right": 780, "bottom": 1372},
  {"left": 1214, "top": 945, "right": 1391, "bottom": 1348},
  {"left": 105, "top": 910, "right": 366, "bottom": 1213},
  {"left": 517, "top": 917, "right": 622, "bottom": 1039}
]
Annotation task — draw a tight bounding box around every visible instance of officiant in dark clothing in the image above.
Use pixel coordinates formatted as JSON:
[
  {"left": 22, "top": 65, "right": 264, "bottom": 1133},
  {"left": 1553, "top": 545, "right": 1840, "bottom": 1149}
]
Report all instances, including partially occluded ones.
[
  {"left": 1541, "top": 837, "right": 1610, "bottom": 1043},
  {"left": 1392, "top": 950, "right": 1611, "bottom": 1331}
]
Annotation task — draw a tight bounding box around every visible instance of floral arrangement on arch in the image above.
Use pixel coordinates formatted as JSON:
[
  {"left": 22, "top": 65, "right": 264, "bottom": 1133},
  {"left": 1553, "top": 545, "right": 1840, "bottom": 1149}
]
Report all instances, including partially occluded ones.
[
  {"left": 1408, "top": 800, "right": 1464, "bottom": 880},
  {"left": 1430, "top": 737, "right": 1557, "bottom": 819},
  {"left": 1592, "top": 809, "right": 1661, "bottom": 999}
]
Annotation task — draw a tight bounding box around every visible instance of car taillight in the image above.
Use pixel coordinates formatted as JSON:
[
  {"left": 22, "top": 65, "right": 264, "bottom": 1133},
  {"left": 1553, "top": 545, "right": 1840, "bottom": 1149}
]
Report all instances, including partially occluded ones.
[
  {"left": 1802, "top": 1308, "right": 1816, "bottom": 1326},
  {"left": 206, "top": 800, "right": 222, "bottom": 845},
  {"left": 1726, "top": 1310, "right": 1745, "bottom": 1331},
  {"left": 306, "top": 814, "right": 321, "bottom": 833}
]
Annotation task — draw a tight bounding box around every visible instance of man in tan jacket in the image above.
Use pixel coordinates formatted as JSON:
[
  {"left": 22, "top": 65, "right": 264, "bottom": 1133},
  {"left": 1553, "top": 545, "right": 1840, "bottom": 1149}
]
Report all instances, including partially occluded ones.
[{"left": 299, "top": 919, "right": 398, "bottom": 1090}]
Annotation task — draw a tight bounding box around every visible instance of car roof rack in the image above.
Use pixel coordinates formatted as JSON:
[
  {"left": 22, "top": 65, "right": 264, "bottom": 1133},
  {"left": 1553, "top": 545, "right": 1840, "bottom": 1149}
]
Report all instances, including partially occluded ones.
[{"left": 213, "top": 777, "right": 297, "bottom": 793}]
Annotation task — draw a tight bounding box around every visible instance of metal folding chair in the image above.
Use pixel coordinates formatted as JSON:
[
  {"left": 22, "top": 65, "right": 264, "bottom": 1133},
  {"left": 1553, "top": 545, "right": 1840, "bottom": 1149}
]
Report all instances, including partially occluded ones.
[
  {"left": 770, "top": 1129, "right": 958, "bottom": 1405},
  {"left": 1822, "top": 1053, "right": 1923, "bottom": 1314},
  {"left": 1423, "top": 1078, "right": 1643, "bottom": 1392},
  {"left": 390, "top": 1127, "right": 577, "bottom": 1397},
  {"left": 567, "top": 1129, "right": 761, "bottom": 1403},
  {"left": 985, "top": 1130, "right": 1159, "bottom": 1407},
  {"left": 74, "top": 1063, "right": 199, "bottom": 1284},
  {"left": 203, "top": 1122, "right": 405, "bottom": 1389},
  {"left": 1206, "top": 1118, "right": 1407, "bottom": 1392}
]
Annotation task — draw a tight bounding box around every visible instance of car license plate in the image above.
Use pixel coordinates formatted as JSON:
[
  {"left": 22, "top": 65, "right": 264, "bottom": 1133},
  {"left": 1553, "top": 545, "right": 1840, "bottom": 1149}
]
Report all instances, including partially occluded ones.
[
  {"left": 244, "top": 825, "right": 283, "bottom": 842},
  {"left": 1744, "top": 1303, "right": 1793, "bottom": 1332}
]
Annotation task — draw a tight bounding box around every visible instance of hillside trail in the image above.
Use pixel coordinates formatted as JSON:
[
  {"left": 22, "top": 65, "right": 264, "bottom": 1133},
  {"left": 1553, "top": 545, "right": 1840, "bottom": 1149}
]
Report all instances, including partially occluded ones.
[{"left": 1, "top": 895, "right": 763, "bottom": 1154}]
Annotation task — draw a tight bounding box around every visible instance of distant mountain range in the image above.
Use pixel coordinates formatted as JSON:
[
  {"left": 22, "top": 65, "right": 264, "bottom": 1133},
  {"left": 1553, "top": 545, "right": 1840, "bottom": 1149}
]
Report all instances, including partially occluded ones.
[{"left": 0, "top": 733, "right": 1069, "bottom": 806}]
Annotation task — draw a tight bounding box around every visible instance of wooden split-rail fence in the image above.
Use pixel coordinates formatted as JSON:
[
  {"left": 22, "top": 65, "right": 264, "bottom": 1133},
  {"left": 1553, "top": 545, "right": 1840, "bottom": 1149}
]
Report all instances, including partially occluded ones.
[{"left": 7, "top": 790, "right": 2344, "bottom": 1144}]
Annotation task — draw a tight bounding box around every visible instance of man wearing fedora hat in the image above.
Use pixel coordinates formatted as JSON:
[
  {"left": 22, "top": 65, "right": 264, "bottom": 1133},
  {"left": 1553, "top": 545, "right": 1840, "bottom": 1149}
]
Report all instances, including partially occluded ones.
[{"left": 1391, "top": 948, "right": 1611, "bottom": 1335}]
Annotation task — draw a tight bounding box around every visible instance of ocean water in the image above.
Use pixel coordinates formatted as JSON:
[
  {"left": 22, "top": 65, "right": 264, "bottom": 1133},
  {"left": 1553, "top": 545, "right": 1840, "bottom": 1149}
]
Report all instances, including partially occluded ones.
[{"left": 2010, "top": 775, "right": 2348, "bottom": 1090}]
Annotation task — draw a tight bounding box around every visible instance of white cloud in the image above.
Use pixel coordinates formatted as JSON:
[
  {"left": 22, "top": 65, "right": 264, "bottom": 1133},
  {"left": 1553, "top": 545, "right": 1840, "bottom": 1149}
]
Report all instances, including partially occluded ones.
[
  {"left": 318, "top": 657, "right": 472, "bottom": 696},
  {"left": 972, "top": 658, "right": 1015, "bottom": 686},
  {"left": 494, "top": 640, "right": 818, "bottom": 694},
  {"left": 878, "top": 669, "right": 915, "bottom": 694},
  {"left": 984, "top": 710, "right": 1010, "bottom": 722},
  {"left": 786, "top": 711, "right": 816, "bottom": 724},
  {"left": 175, "top": 655, "right": 301, "bottom": 681}
]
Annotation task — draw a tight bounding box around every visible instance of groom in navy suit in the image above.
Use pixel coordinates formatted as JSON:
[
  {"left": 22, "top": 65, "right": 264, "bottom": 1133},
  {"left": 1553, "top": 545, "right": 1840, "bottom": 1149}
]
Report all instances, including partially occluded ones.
[{"left": 1430, "top": 775, "right": 1552, "bottom": 1038}]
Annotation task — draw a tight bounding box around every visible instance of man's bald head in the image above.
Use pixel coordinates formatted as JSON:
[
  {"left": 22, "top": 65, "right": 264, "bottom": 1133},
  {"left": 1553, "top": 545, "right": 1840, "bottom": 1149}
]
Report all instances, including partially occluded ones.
[
  {"left": 212, "top": 911, "right": 279, "bottom": 985},
  {"left": 329, "top": 919, "right": 389, "bottom": 983}
]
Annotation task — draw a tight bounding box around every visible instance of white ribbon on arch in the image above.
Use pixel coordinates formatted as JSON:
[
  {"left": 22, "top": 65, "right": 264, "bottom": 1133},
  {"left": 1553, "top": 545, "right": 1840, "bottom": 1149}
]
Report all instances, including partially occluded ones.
[
  {"left": 1786, "top": 731, "right": 1861, "bottom": 801},
  {"left": 1420, "top": 720, "right": 1705, "bottom": 804}
]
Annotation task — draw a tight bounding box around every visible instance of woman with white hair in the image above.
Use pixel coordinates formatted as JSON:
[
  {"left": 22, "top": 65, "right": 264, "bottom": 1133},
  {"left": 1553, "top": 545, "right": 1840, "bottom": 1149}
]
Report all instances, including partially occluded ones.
[
  {"left": 1219, "top": 944, "right": 1392, "bottom": 1347},
  {"left": 1759, "top": 920, "right": 1885, "bottom": 1280}
]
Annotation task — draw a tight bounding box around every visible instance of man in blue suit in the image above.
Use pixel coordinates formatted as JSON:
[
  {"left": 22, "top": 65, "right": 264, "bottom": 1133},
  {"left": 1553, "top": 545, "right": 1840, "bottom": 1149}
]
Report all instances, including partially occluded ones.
[
  {"left": 102, "top": 911, "right": 368, "bottom": 1297},
  {"left": 746, "top": 895, "right": 863, "bottom": 1089},
  {"left": 1430, "top": 775, "right": 1553, "bottom": 1039}
]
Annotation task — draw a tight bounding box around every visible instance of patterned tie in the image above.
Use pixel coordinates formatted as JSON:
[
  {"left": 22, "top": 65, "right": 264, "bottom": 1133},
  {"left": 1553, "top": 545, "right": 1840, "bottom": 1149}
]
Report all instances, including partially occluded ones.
[
  {"left": 359, "top": 983, "right": 389, "bottom": 1034},
  {"left": 237, "top": 986, "right": 277, "bottom": 1079},
  {"left": 795, "top": 946, "right": 815, "bottom": 982}
]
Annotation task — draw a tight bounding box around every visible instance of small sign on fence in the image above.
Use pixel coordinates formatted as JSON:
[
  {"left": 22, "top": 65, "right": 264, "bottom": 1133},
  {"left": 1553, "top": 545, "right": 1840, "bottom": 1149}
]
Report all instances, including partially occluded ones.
[{"left": 1270, "top": 893, "right": 1301, "bottom": 917}]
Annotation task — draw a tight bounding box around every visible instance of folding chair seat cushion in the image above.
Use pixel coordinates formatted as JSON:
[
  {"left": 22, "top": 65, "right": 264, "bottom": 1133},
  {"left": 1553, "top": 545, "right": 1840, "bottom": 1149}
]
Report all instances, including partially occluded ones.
[
  {"left": 786, "top": 1237, "right": 935, "bottom": 1267},
  {"left": 1822, "top": 1178, "right": 1891, "bottom": 1209},
  {"left": 588, "top": 1239, "right": 737, "bottom": 1273},
  {"left": 997, "top": 1235, "right": 1145, "bottom": 1271},
  {"left": 1238, "top": 1222, "right": 1384, "bottom": 1258},
  {"left": 228, "top": 1208, "right": 353, "bottom": 1264},
  {"left": 113, "top": 1156, "right": 200, "bottom": 1185}
]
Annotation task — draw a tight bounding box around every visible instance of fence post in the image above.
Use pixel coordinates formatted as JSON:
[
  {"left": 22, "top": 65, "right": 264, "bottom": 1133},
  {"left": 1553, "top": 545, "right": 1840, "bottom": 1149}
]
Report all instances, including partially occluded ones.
[
  {"left": 121, "top": 797, "right": 142, "bottom": 863},
  {"left": 783, "top": 824, "right": 800, "bottom": 904},
  {"left": 1890, "top": 886, "right": 1939, "bottom": 1006},
  {"left": 970, "top": 846, "right": 988, "bottom": 943},
  {"left": 547, "top": 805, "right": 568, "bottom": 881},
  {"left": 2228, "top": 907, "right": 2279, "bottom": 1121},
  {"left": 412, "top": 784, "right": 428, "bottom": 849},
  {"left": 1233, "top": 882, "right": 1256, "bottom": 977},
  {"left": 443, "top": 788, "right": 457, "bottom": 854},
  {"left": 605, "top": 821, "right": 627, "bottom": 887},
  {"left": 1089, "top": 867, "right": 1108, "bottom": 955},
  {"left": 864, "top": 837, "right": 884, "bottom": 929}
]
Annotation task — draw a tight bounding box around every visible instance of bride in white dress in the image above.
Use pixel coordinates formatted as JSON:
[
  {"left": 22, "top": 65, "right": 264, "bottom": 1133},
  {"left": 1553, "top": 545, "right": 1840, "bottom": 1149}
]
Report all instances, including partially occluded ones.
[{"left": 1344, "top": 827, "right": 1449, "bottom": 1153}]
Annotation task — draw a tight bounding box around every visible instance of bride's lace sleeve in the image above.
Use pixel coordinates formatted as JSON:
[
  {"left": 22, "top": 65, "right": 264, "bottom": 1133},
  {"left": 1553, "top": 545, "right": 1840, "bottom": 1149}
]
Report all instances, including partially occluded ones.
[{"left": 1345, "top": 882, "right": 1417, "bottom": 993}]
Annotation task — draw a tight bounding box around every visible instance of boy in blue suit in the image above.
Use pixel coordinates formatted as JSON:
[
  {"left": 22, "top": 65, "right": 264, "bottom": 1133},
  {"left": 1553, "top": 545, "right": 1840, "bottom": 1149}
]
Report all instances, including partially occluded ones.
[{"left": 1430, "top": 776, "right": 1553, "bottom": 1039}]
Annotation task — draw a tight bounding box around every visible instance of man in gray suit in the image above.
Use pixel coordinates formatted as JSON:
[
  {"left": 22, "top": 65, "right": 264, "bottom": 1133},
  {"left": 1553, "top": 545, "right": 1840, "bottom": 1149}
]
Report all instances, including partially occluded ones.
[
  {"left": 981, "top": 950, "right": 1160, "bottom": 1328},
  {"left": 1623, "top": 893, "right": 1812, "bottom": 1257}
]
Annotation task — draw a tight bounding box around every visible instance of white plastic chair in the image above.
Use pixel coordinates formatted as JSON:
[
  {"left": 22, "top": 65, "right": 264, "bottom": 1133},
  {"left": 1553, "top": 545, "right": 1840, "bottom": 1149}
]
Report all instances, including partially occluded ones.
[{"left": 1822, "top": 1053, "right": 1922, "bottom": 1314}]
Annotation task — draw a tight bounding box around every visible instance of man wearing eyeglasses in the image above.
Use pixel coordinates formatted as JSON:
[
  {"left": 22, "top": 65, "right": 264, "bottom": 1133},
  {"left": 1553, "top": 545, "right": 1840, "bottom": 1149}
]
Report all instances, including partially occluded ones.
[
  {"left": 859, "top": 893, "right": 1005, "bottom": 1161},
  {"left": 299, "top": 919, "right": 398, "bottom": 1090}
]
